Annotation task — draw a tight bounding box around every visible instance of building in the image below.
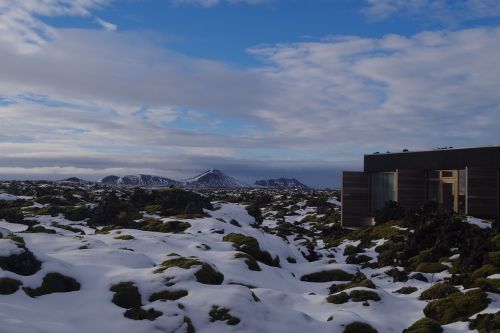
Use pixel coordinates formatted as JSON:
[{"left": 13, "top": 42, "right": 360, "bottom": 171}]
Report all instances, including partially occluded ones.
[{"left": 341, "top": 146, "right": 500, "bottom": 228}]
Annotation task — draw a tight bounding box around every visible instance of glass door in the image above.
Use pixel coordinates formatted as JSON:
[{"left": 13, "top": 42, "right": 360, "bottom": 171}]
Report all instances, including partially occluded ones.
[{"left": 441, "top": 180, "right": 457, "bottom": 211}]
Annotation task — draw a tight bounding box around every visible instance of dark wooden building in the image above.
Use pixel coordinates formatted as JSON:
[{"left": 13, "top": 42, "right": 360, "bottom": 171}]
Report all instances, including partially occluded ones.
[{"left": 341, "top": 146, "right": 500, "bottom": 228}]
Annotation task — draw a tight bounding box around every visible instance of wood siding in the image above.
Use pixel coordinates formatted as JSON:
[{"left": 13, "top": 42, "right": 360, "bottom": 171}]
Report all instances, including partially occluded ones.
[
  {"left": 341, "top": 171, "right": 372, "bottom": 228},
  {"left": 396, "top": 169, "right": 426, "bottom": 210},
  {"left": 467, "top": 167, "right": 498, "bottom": 219}
]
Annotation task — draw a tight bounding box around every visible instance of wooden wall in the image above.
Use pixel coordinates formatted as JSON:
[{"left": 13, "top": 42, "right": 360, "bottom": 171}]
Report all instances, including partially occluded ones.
[
  {"left": 341, "top": 171, "right": 372, "bottom": 228},
  {"left": 467, "top": 167, "right": 498, "bottom": 219},
  {"left": 396, "top": 169, "right": 427, "bottom": 210}
]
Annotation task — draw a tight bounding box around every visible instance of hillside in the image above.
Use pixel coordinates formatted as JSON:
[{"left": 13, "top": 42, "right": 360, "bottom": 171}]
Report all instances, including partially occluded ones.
[
  {"left": 255, "top": 178, "right": 309, "bottom": 189},
  {"left": 0, "top": 181, "right": 499, "bottom": 333}
]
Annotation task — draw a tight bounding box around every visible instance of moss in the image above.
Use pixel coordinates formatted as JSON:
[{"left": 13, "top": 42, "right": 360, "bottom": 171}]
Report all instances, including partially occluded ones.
[
  {"left": 343, "top": 245, "right": 362, "bottom": 256},
  {"left": 403, "top": 318, "right": 443, "bottom": 333},
  {"left": 472, "top": 265, "right": 500, "bottom": 280},
  {"left": 229, "top": 219, "right": 241, "bottom": 227},
  {"left": 51, "top": 223, "right": 84, "bottom": 234},
  {"left": 488, "top": 252, "right": 500, "bottom": 267},
  {"left": 124, "top": 307, "right": 162, "bottom": 321},
  {"left": 114, "top": 235, "right": 135, "bottom": 240},
  {"left": 209, "top": 305, "right": 240, "bottom": 326},
  {"left": 347, "top": 220, "right": 403, "bottom": 242},
  {"left": 24, "top": 225, "right": 56, "bottom": 234},
  {"left": 0, "top": 249, "right": 42, "bottom": 276},
  {"left": 223, "top": 232, "right": 279, "bottom": 267},
  {"left": 349, "top": 290, "right": 381, "bottom": 302},
  {"left": 343, "top": 322, "right": 378, "bottom": 333},
  {"left": 144, "top": 204, "right": 162, "bottom": 214},
  {"left": 300, "top": 269, "right": 354, "bottom": 282},
  {"left": 194, "top": 263, "right": 224, "bottom": 285},
  {"left": 415, "top": 262, "right": 447, "bottom": 274},
  {"left": 0, "top": 277, "right": 22, "bottom": 295},
  {"left": 251, "top": 291, "right": 260, "bottom": 302},
  {"left": 346, "top": 254, "right": 372, "bottom": 264},
  {"left": 154, "top": 257, "right": 201, "bottom": 274},
  {"left": 184, "top": 316, "right": 196, "bottom": 333},
  {"left": 329, "top": 273, "right": 376, "bottom": 294},
  {"left": 234, "top": 252, "right": 261, "bottom": 271},
  {"left": 472, "top": 278, "right": 500, "bottom": 293},
  {"left": 148, "top": 289, "right": 188, "bottom": 302},
  {"left": 385, "top": 268, "right": 409, "bottom": 282},
  {"left": 469, "top": 311, "right": 500, "bottom": 333},
  {"left": 394, "top": 286, "right": 418, "bottom": 295},
  {"left": 420, "top": 283, "right": 460, "bottom": 300},
  {"left": 110, "top": 282, "right": 142, "bottom": 309},
  {"left": 139, "top": 218, "right": 191, "bottom": 234},
  {"left": 24, "top": 272, "right": 80, "bottom": 297},
  {"left": 326, "top": 292, "right": 349, "bottom": 304},
  {"left": 287, "top": 257, "right": 297, "bottom": 264},
  {"left": 411, "top": 273, "right": 429, "bottom": 282},
  {"left": 423, "top": 289, "right": 490, "bottom": 325}
]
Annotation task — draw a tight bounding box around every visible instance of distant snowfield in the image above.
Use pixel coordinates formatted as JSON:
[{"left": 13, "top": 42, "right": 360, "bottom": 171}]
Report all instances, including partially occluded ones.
[
  {"left": 0, "top": 202, "right": 498, "bottom": 332},
  {"left": 0, "top": 193, "right": 19, "bottom": 201}
]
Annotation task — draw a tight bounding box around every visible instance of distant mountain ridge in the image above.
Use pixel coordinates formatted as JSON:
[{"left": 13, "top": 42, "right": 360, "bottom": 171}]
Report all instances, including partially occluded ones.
[
  {"left": 99, "top": 174, "right": 179, "bottom": 187},
  {"left": 255, "top": 178, "right": 309, "bottom": 189},
  {"left": 181, "top": 169, "right": 250, "bottom": 189}
]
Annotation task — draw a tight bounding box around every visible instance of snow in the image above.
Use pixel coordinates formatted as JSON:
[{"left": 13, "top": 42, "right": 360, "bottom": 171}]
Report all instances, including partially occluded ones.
[
  {"left": 0, "top": 239, "right": 24, "bottom": 256},
  {"left": 0, "top": 193, "right": 19, "bottom": 201},
  {"left": 327, "top": 197, "right": 341, "bottom": 206},
  {"left": 466, "top": 216, "right": 492, "bottom": 229},
  {"left": 0, "top": 189, "right": 495, "bottom": 333}
]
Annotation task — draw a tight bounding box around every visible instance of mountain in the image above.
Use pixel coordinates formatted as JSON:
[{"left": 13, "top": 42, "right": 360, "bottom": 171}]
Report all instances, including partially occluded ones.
[
  {"left": 99, "top": 174, "right": 179, "bottom": 187},
  {"left": 254, "top": 178, "right": 309, "bottom": 189},
  {"left": 59, "top": 177, "right": 89, "bottom": 184},
  {"left": 182, "top": 169, "right": 250, "bottom": 189}
]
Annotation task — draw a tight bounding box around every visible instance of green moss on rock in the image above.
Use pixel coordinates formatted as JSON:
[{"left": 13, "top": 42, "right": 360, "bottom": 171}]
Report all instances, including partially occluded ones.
[
  {"left": 343, "top": 322, "right": 378, "bottom": 333},
  {"left": 403, "top": 318, "right": 443, "bottom": 333},
  {"left": 423, "top": 289, "right": 489, "bottom": 325},
  {"left": 234, "top": 252, "right": 261, "bottom": 271},
  {"left": 154, "top": 257, "right": 201, "bottom": 274},
  {"left": 184, "top": 316, "right": 196, "bottom": 333},
  {"left": 0, "top": 277, "right": 22, "bottom": 295},
  {"left": 124, "top": 307, "right": 162, "bottom": 321},
  {"left": 194, "top": 263, "right": 224, "bottom": 285},
  {"left": 110, "top": 282, "right": 142, "bottom": 309},
  {"left": 472, "top": 265, "right": 500, "bottom": 280},
  {"left": 301, "top": 269, "right": 354, "bottom": 282},
  {"left": 209, "top": 305, "right": 240, "bottom": 326},
  {"left": 148, "top": 289, "right": 188, "bottom": 302},
  {"left": 0, "top": 249, "right": 41, "bottom": 276},
  {"left": 349, "top": 289, "right": 381, "bottom": 302},
  {"left": 394, "top": 286, "right": 418, "bottom": 295},
  {"left": 420, "top": 283, "right": 460, "bottom": 300},
  {"left": 114, "top": 234, "right": 135, "bottom": 240},
  {"left": 469, "top": 311, "right": 500, "bottom": 333},
  {"left": 326, "top": 292, "right": 349, "bottom": 304},
  {"left": 223, "top": 233, "right": 279, "bottom": 267},
  {"left": 415, "top": 262, "right": 448, "bottom": 274},
  {"left": 24, "top": 272, "right": 80, "bottom": 297}
]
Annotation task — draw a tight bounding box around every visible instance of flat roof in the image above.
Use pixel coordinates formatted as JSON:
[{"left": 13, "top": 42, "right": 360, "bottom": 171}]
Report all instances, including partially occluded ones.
[{"left": 364, "top": 145, "right": 500, "bottom": 172}]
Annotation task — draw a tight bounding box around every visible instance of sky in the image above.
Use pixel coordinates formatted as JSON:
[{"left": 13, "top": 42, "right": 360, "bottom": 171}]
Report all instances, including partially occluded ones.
[{"left": 0, "top": 0, "right": 499, "bottom": 188}]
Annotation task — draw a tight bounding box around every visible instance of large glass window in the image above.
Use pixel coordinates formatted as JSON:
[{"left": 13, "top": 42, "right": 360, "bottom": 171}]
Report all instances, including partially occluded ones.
[
  {"left": 371, "top": 172, "right": 395, "bottom": 212},
  {"left": 426, "top": 169, "right": 466, "bottom": 214}
]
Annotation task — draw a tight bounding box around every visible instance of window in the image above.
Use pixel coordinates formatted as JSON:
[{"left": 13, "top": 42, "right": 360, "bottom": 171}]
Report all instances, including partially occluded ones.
[{"left": 371, "top": 172, "right": 395, "bottom": 212}]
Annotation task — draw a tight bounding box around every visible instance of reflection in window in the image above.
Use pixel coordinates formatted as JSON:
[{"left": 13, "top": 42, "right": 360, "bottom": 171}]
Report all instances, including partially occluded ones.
[{"left": 371, "top": 172, "right": 395, "bottom": 212}]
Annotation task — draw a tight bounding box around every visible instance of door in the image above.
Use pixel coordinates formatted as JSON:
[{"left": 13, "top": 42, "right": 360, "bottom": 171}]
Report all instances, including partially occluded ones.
[
  {"left": 441, "top": 180, "right": 456, "bottom": 211},
  {"left": 342, "top": 172, "right": 371, "bottom": 228}
]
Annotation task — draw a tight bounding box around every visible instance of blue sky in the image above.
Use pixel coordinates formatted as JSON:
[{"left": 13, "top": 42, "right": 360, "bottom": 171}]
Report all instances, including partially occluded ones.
[{"left": 1, "top": 0, "right": 500, "bottom": 187}]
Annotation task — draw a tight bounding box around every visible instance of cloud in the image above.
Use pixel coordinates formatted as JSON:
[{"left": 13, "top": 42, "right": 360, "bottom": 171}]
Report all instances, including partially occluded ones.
[
  {"left": 1, "top": 1, "right": 500, "bottom": 187},
  {"left": 362, "top": 0, "right": 500, "bottom": 23},
  {"left": 171, "top": 0, "right": 269, "bottom": 7},
  {"left": 0, "top": 0, "right": 110, "bottom": 53},
  {"left": 95, "top": 17, "right": 117, "bottom": 31}
]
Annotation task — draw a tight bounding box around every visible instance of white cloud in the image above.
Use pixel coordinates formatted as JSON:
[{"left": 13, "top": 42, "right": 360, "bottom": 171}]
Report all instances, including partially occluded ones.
[
  {"left": 1, "top": 1, "right": 500, "bottom": 186},
  {"left": 362, "top": 0, "right": 500, "bottom": 22},
  {"left": 95, "top": 17, "right": 117, "bottom": 31},
  {"left": 0, "top": 0, "right": 110, "bottom": 53}
]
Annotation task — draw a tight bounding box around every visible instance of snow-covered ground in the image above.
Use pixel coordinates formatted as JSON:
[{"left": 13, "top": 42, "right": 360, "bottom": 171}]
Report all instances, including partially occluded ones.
[{"left": 0, "top": 186, "right": 498, "bottom": 333}]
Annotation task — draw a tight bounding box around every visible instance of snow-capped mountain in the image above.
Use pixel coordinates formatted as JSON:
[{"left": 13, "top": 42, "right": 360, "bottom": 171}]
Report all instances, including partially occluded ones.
[
  {"left": 182, "top": 169, "right": 250, "bottom": 189},
  {"left": 255, "top": 178, "right": 309, "bottom": 189},
  {"left": 99, "top": 174, "right": 179, "bottom": 187}
]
